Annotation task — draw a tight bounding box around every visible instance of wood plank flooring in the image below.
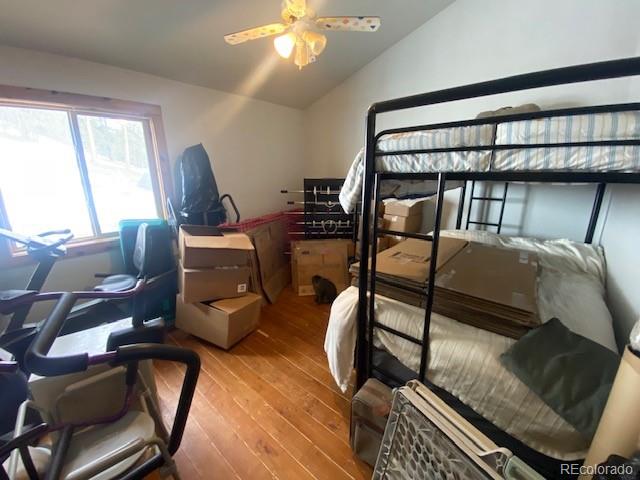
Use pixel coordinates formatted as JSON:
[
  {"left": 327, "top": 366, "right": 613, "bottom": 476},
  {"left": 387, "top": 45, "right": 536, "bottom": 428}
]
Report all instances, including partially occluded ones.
[{"left": 155, "top": 288, "right": 372, "bottom": 480}]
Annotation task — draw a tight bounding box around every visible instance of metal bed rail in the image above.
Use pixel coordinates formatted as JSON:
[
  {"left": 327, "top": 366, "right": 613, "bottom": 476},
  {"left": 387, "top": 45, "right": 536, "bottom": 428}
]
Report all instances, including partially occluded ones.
[{"left": 356, "top": 56, "right": 640, "bottom": 389}]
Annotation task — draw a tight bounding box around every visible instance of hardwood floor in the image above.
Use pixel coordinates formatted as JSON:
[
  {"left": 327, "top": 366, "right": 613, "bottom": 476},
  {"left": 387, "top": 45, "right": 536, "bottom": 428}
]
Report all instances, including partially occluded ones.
[{"left": 155, "top": 288, "right": 372, "bottom": 480}]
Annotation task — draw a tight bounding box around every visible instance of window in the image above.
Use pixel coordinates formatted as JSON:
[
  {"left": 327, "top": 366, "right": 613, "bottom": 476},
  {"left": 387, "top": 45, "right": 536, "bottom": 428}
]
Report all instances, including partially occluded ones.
[{"left": 0, "top": 86, "right": 171, "bottom": 263}]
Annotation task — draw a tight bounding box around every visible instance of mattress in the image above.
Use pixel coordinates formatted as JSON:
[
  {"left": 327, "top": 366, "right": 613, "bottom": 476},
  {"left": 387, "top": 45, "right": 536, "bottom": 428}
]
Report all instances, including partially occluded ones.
[
  {"left": 339, "top": 110, "right": 640, "bottom": 213},
  {"left": 324, "top": 231, "right": 618, "bottom": 461}
]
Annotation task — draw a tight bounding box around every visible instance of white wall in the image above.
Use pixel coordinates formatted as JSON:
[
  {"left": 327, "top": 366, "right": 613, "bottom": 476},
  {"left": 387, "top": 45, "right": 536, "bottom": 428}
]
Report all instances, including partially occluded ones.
[
  {"left": 305, "top": 0, "right": 640, "bottom": 176},
  {"left": 0, "top": 45, "right": 304, "bottom": 301},
  {"left": 304, "top": 0, "right": 640, "bottom": 344},
  {"left": 598, "top": 34, "right": 640, "bottom": 346}
]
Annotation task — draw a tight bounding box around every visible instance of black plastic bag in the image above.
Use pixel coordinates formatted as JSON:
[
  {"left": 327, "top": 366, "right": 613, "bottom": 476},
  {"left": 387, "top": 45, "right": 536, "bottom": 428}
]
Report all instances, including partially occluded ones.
[
  {"left": 171, "top": 143, "right": 239, "bottom": 227},
  {"left": 179, "top": 143, "right": 220, "bottom": 213}
]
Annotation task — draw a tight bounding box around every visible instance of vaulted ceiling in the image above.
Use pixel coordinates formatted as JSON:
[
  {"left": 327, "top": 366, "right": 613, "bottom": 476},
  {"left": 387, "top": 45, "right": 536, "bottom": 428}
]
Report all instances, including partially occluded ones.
[{"left": 0, "top": 0, "right": 453, "bottom": 108}]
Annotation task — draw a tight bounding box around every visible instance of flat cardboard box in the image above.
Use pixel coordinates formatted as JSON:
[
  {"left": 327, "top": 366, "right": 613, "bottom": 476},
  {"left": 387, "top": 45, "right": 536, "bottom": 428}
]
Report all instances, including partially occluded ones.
[
  {"left": 179, "top": 226, "right": 254, "bottom": 268},
  {"left": 247, "top": 250, "right": 263, "bottom": 299},
  {"left": 384, "top": 198, "right": 424, "bottom": 217},
  {"left": 178, "top": 262, "right": 250, "bottom": 303},
  {"left": 376, "top": 237, "right": 468, "bottom": 283},
  {"left": 383, "top": 213, "right": 422, "bottom": 233},
  {"left": 436, "top": 243, "right": 538, "bottom": 313},
  {"left": 247, "top": 220, "right": 291, "bottom": 303},
  {"left": 175, "top": 293, "right": 261, "bottom": 349},
  {"left": 291, "top": 239, "right": 349, "bottom": 296}
]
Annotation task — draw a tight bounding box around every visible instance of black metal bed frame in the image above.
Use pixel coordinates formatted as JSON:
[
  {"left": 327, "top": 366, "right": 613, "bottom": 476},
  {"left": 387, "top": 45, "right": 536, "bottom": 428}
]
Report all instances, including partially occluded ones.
[{"left": 355, "top": 56, "right": 640, "bottom": 390}]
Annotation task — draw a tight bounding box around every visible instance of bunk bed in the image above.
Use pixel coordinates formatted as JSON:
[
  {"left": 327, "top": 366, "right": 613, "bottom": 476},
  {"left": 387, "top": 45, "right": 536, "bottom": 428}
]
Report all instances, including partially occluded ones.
[{"left": 325, "top": 57, "right": 640, "bottom": 479}]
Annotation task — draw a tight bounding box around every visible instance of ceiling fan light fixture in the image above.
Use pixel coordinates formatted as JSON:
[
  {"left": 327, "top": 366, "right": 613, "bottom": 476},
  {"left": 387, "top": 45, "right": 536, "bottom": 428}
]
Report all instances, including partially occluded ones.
[
  {"left": 223, "top": 0, "right": 381, "bottom": 70},
  {"left": 302, "top": 31, "right": 327, "bottom": 56},
  {"left": 274, "top": 32, "right": 296, "bottom": 58},
  {"left": 294, "top": 40, "right": 310, "bottom": 70}
]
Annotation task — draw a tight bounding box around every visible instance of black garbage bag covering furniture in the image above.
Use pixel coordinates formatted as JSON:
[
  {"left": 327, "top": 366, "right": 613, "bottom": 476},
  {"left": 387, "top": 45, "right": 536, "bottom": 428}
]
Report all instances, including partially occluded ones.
[{"left": 169, "top": 144, "right": 239, "bottom": 232}]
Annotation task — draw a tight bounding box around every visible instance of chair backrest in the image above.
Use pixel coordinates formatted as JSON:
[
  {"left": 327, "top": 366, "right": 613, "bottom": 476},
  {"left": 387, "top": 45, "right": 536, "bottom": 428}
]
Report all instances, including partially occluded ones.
[
  {"left": 132, "top": 223, "right": 151, "bottom": 278},
  {"left": 132, "top": 224, "right": 175, "bottom": 279}
]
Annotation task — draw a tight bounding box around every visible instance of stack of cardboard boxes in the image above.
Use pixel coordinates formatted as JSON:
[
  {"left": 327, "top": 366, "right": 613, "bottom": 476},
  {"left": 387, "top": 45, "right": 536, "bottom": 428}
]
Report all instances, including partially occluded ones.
[
  {"left": 383, "top": 198, "right": 425, "bottom": 246},
  {"left": 175, "top": 226, "right": 262, "bottom": 349}
]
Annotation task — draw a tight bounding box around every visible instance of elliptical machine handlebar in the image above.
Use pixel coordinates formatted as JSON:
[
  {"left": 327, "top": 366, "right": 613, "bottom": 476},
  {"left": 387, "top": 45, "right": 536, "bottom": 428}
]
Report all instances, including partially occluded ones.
[
  {"left": 0, "top": 227, "right": 74, "bottom": 259},
  {"left": 23, "top": 280, "right": 146, "bottom": 377}
]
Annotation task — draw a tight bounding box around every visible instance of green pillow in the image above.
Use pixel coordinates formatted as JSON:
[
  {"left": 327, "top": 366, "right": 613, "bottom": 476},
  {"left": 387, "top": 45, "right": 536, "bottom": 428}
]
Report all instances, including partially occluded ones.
[{"left": 500, "top": 318, "right": 620, "bottom": 441}]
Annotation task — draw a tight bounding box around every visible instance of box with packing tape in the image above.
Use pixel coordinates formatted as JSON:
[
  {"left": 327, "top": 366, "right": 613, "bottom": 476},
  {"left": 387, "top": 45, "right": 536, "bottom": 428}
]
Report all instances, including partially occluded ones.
[
  {"left": 178, "top": 225, "right": 255, "bottom": 303},
  {"left": 383, "top": 198, "right": 424, "bottom": 217},
  {"left": 382, "top": 214, "right": 422, "bottom": 233},
  {"left": 382, "top": 198, "right": 425, "bottom": 233},
  {"left": 291, "top": 239, "right": 350, "bottom": 296},
  {"left": 176, "top": 293, "right": 261, "bottom": 349},
  {"left": 178, "top": 263, "right": 250, "bottom": 303},
  {"left": 179, "top": 225, "right": 254, "bottom": 268}
]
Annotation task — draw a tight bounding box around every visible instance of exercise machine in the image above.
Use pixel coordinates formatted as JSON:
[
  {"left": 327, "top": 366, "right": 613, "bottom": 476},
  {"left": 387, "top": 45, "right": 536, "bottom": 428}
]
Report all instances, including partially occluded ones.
[
  {"left": 0, "top": 228, "right": 74, "bottom": 372},
  {"left": 0, "top": 224, "right": 172, "bottom": 372},
  {"left": 0, "top": 282, "right": 200, "bottom": 480}
]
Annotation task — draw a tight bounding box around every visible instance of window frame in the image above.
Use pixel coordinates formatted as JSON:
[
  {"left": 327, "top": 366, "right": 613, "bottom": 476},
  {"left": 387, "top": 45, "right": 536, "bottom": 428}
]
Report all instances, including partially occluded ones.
[{"left": 0, "top": 85, "right": 172, "bottom": 267}]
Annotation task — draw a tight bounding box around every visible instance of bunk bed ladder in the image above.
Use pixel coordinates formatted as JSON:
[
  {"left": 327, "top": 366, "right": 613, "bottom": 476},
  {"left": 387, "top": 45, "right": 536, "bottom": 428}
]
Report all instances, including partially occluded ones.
[
  {"left": 364, "top": 172, "right": 447, "bottom": 385},
  {"left": 464, "top": 181, "right": 509, "bottom": 234}
]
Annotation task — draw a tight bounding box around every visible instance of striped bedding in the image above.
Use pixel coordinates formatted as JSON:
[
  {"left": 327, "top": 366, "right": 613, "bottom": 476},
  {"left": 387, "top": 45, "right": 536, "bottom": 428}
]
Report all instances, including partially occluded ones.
[
  {"left": 494, "top": 112, "right": 640, "bottom": 170},
  {"left": 339, "top": 111, "right": 640, "bottom": 213}
]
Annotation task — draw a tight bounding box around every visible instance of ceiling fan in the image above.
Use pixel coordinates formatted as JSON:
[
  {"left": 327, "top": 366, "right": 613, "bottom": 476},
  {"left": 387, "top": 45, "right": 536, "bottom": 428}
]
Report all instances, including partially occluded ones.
[{"left": 223, "top": 0, "right": 381, "bottom": 70}]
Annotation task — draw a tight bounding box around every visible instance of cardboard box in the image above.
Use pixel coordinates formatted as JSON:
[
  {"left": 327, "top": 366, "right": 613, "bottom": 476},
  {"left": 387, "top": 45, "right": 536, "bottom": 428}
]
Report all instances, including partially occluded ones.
[
  {"left": 356, "top": 236, "right": 390, "bottom": 257},
  {"left": 176, "top": 293, "right": 261, "bottom": 349},
  {"left": 384, "top": 198, "right": 424, "bottom": 217},
  {"left": 386, "top": 235, "right": 404, "bottom": 247},
  {"left": 291, "top": 239, "right": 349, "bottom": 296},
  {"left": 383, "top": 213, "right": 422, "bottom": 233},
  {"left": 247, "top": 220, "right": 291, "bottom": 303},
  {"left": 436, "top": 243, "right": 538, "bottom": 313},
  {"left": 179, "top": 226, "right": 254, "bottom": 268},
  {"left": 376, "top": 237, "right": 468, "bottom": 283},
  {"left": 247, "top": 250, "right": 264, "bottom": 300},
  {"left": 178, "top": 262, "right": 250, "bottom": 303},
  {"left": 376, "top": 236, "right": 390, "bottom": 252},
  {"left": 335, "top": 238, "right": 356, "bottom": 259}
]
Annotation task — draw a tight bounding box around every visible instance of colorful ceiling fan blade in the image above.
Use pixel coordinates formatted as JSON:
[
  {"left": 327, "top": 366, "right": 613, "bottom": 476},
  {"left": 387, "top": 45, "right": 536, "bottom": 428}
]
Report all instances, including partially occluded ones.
[
  {"left": 283, "top": 0, "right": 307, "bottom": 18},
  {"left": 316, "top": 16, "right": 381, "bottom": 32},
  {"left": 224, "top": 23, "right": 288, "bottom": 45}
]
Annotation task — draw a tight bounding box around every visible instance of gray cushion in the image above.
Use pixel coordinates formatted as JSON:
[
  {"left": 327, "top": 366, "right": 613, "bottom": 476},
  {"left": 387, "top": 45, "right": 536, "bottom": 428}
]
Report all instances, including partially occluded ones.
[{"left": 500, "top": 318, "right": 620, "bottom": 441}]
